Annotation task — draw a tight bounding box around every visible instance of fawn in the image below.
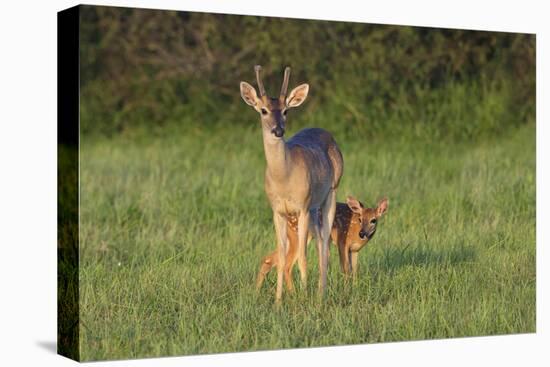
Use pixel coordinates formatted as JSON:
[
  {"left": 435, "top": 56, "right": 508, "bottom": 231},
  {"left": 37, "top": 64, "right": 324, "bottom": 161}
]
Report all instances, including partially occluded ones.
[
  {"left": 256, "top": 196, "right": 388, "bottom": 290},
  {"left": 241, "top": 66, "right": 343, "bottom": 302}
]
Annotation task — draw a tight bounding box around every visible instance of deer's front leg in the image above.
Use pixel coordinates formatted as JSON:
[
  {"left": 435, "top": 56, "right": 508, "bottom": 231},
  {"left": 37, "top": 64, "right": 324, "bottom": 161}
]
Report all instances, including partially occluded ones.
[
  {"left": 296, "top": 210, "right": 310, "bottom": 290},
  {"left": 273, "top": 212, "right": 288, "bottom": 303}
]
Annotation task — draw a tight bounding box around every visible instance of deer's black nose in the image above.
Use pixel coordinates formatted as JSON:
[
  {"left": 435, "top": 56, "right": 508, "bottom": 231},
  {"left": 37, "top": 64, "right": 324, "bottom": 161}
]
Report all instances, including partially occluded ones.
[
  {"left": 359, "top": 230, "right": 367, "bottom": 239},
  {"left": 272, "top": 126, "right": 285, "bottom": 138}
]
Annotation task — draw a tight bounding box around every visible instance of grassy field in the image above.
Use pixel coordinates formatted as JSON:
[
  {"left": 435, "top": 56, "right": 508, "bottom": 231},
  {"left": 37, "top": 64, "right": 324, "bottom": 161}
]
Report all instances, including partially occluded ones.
[{"left": 78, "top": 119, "right": 535, "bottom": 361}]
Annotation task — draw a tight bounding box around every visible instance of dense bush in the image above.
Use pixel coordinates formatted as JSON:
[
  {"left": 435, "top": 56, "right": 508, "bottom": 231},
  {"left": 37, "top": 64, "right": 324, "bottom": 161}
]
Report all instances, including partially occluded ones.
[{"left": 79, "top": 6, "right": 535, "bottom": 140}]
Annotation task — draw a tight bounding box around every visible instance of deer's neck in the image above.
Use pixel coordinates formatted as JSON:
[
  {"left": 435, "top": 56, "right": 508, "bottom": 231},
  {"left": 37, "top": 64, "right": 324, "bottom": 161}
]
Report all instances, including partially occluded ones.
[{"left": 262, "top": 131, "right": 289, "bottom": 181}]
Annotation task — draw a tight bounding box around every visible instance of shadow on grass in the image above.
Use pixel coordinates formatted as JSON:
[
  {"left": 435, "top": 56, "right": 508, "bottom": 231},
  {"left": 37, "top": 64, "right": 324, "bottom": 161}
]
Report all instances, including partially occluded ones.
[{"left": 370, "top": 244, "right": 477, "bottom": 273}]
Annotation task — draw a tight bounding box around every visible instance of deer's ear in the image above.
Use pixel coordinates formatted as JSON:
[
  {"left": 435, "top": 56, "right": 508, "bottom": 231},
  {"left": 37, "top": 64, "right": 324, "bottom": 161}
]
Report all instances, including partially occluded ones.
[
  {"left": 240, "top": 82, "right": 261, "bottom": 109},
  {"left": 286, "top": 83, "right": 309, "bottom": 108},
  {"left": 346, "top": 196, "right": 363, "bottom": 214},
  {"left": 376, "top": 198, "right": 388, "bottom": 218}
]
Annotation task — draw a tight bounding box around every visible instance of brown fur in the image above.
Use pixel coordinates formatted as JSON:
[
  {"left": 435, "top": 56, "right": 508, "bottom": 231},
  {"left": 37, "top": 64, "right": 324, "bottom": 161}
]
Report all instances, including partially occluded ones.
[{"left": 256, "top": 197, "right": 388, "bottom": 290}]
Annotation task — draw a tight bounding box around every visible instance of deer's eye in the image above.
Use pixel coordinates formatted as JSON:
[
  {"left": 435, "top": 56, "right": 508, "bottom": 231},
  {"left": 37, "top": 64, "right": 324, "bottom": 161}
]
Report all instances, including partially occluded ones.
[
  {"left": 358, "top": 218, "right": 362, "bottom": 224},
  {"left": 282, "top": 109, "right": 288, "bottom": 116},
  {"left": 370, "top": 218, "right": 377, "bottom": 224},
  {"left": 261, "top": 108, "right": 268, "bottom": 115}
]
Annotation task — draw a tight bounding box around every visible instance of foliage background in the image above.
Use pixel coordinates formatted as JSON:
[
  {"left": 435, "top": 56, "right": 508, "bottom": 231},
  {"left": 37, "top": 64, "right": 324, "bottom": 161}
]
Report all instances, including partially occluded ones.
[{"left": 79, "top": 6, "right": 535, "bottom": 140}]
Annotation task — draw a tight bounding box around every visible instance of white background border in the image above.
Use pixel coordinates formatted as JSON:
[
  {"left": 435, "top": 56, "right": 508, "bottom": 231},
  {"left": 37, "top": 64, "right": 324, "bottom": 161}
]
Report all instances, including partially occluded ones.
[{"left": 0, "top": 1, "right": 547, "bottom": 366}]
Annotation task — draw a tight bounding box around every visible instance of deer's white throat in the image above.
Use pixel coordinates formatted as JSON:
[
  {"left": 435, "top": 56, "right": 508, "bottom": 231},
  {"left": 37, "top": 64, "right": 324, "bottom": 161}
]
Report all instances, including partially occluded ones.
[{"left": 262, "top": 129, "right": 289, "bottom": 180}]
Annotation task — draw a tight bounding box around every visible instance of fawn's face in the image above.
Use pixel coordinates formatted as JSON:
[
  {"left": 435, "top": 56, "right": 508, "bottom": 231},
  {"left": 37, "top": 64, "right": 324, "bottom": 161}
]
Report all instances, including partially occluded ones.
[
  {"left": 347, "top": 196, "right": 389, "bottom": 241},
  {"left": 240, "top": 66, "right": 309, "bottom": 139}
]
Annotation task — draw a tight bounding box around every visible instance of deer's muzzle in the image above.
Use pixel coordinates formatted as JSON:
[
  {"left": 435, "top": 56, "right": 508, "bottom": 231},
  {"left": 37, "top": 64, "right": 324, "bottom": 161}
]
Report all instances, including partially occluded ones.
[{"left": 272, "top": 125, "right": 285, "bottom": 138}]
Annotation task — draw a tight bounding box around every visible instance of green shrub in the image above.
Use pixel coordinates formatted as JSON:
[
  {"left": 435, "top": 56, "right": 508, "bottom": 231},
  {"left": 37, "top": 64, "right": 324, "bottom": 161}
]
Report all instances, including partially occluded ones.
[{"left": 78, "top": 6, "right": 535, "bottom": 140}]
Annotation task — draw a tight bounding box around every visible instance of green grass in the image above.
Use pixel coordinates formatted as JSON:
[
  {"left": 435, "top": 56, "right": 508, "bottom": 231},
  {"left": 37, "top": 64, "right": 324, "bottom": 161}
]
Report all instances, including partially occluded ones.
[{"left": 78, "top": 120, "right": 535, "bottom": 361}]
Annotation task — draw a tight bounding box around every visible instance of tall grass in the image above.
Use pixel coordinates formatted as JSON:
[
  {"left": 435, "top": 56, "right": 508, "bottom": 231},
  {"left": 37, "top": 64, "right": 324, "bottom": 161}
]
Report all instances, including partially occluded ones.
[{"left": 78, "top": 100, "right": 535, "bottom": 360}]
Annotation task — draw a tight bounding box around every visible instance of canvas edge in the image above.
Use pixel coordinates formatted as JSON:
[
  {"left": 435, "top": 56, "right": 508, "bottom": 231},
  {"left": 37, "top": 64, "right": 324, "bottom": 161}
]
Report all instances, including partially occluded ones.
[{"left": 57, "top": 4, "right": 81, "bottom": 362}]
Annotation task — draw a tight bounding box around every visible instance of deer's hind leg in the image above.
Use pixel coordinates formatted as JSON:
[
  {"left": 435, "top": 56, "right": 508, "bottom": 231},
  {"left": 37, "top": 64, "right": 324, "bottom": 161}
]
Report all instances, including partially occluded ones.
[
  {"left": 296, "top": 210, "right": 310, "bottom": 290},
  {"left": 318, "top": 189, "right": 337, "bottom": 296}
]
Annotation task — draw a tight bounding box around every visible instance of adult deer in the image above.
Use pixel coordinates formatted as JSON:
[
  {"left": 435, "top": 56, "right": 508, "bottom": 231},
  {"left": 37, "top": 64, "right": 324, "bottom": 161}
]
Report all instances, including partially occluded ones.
[{"left": 240, "top": 65, "right": 343, "bottom": 302}]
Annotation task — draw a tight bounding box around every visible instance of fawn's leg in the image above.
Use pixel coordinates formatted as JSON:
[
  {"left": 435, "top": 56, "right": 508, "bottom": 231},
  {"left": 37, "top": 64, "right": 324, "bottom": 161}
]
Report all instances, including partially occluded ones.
[
  {"left": 318, "top": 189, "right": 336, "bottom": 297},
  {"left": 338, "top": 242, "right": 349, "bottom": 275},
  {"left": 284, "top": 224, "right": 299, "bottom": 292},
  {"left": 256, "top": 251, "right": 277, "bottom": 291},
  {"left": 350, "top": 251, "right": 359, "bottom": 278},
  {"left": 273, "top": 212, "right": 288, "bottom": 304},
  {"left": 296, "top": 210, "right": 310, "bottom": 290},
  {"left": 347, "top": 251, "right": 353, "bottom": 276}
]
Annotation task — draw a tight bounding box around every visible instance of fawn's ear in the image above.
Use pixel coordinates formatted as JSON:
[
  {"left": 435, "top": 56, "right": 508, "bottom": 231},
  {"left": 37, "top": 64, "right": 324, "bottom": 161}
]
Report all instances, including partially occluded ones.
[
  {"left": 376, "top": 198, "right": 388, "bottom": 218},
  {"left": 346, "top": 196, "right": 363, "bottom": 214},
  {"left": 240, "top": 82, "right": 261, "bottom": 110},
  {"left": 286, "top": 83, "right": 309, "bottom": 108}
]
